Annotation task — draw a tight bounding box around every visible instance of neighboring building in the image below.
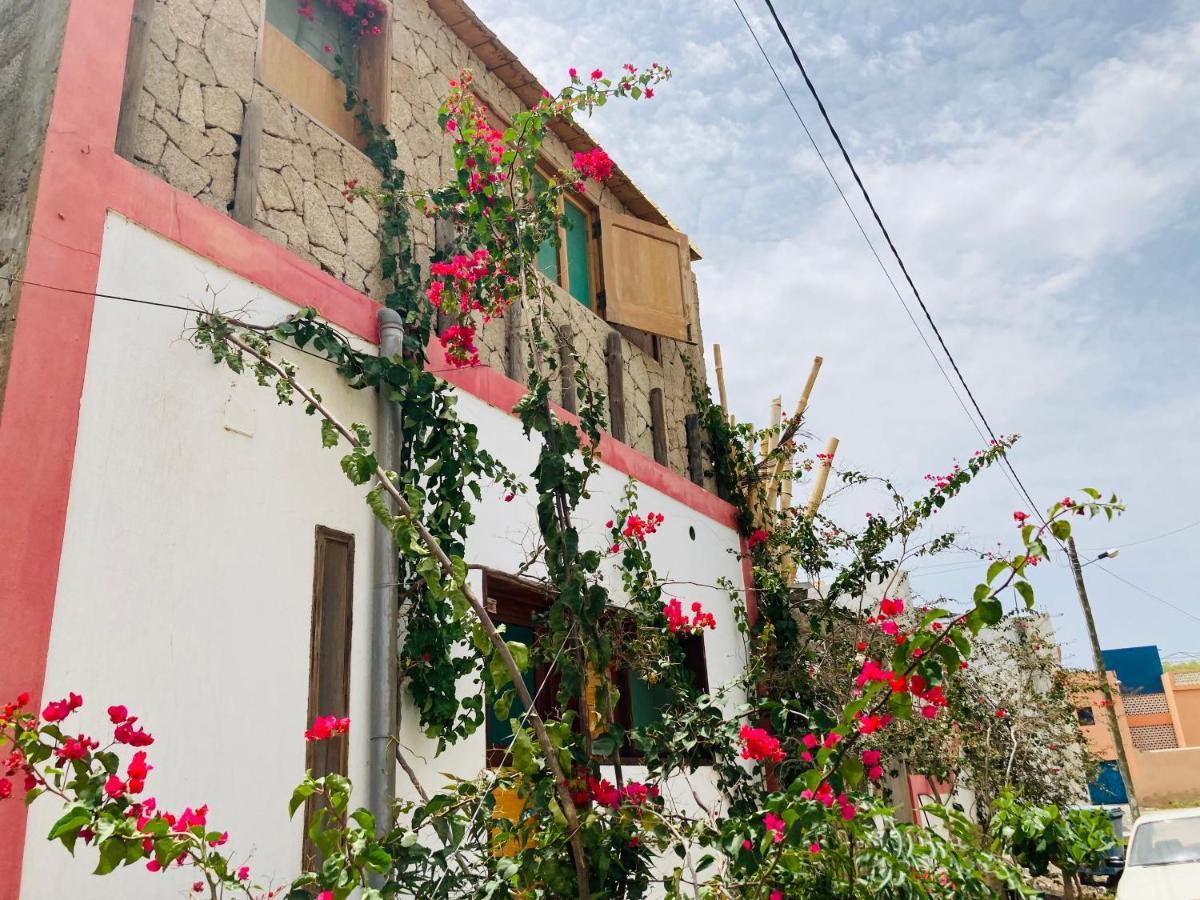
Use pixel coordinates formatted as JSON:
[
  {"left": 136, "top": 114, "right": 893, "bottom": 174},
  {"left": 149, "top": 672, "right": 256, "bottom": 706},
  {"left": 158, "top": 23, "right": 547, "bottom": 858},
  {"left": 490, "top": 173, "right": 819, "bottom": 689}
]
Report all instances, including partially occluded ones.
[
  {"left": 0, "top": 3, "right": 745, "bottom": 898},
  {"left": 1074, "top": 644, "right": 1200, "bottom": 808}
]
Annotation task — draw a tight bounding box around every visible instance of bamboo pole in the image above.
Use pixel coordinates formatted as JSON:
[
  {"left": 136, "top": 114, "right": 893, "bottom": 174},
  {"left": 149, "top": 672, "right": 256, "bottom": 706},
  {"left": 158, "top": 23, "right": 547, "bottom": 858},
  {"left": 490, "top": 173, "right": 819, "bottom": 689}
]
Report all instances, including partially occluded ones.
[
  {"left": 713, "top": 343, "right": 729, "bottom": 419},
  {"left": 804, "top": 437, "right": 840, "bottom": 520},
  {"left": 793, "top": 356, "right": 823, "bottom": 422}
]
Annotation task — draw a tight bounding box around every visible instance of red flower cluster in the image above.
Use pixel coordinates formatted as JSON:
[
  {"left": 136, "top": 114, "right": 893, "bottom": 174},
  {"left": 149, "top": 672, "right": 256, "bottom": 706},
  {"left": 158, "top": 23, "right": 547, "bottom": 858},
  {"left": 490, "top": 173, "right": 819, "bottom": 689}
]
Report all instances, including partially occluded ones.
[
  {"left": 111, "top": 705, "right": 155, "bottom": 747},
  {"left": 739, "top": 724, "right": 786, "bottom": 763},
  {"left": 439, "top": 323, "right": 479, "bottom": 368},
  {"left": 747, "top": 528, "right": 769, "bottom": 549},
  {"left": 861, "top": 748, "right": 883, "bottom": 781},
  {"left": 572, "top": 148, "right": 614, "bottom": 184},
  {"left": 305, "top": 715, "right": 350, "bottom": 741},
  {"left": 41, "top": 692, "right": 83, "bottom": 723},
  {"left": 663, "top": 598, "right": 716, "bottom": 635},
  {"left": 1013, "top": 510, "right": 1030, "bottom": 525},
  {"left": 619, "top": 512, "right": 664, "bottom": 542},
  {"left": 296, "top": 0, "right": 386, "bottom": 37},
  {"left": 580, "top": 775, "right": 660, "bottom": 809},
  {"left": 55, "top": 734, "right": 99, "bottom": 761},
  {"left": 763, "top": 811, "right": 786, "bottom": 844},
  {"left": 801, "top": 783, "right": 857, "bottom": 820}
]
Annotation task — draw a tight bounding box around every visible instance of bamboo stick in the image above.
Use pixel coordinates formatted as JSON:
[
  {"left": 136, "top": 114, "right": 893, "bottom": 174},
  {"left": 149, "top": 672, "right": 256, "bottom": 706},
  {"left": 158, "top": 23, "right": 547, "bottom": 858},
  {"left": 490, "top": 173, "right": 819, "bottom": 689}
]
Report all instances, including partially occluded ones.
[
  {"left": 713, "top": 343, "right": 729, "bottom": 418},
  {"left": 804, "top": 437, "right": 840, "bottom": 520},
  {"left": 793, "top": 356, "right": 823, "bottom": 421}
]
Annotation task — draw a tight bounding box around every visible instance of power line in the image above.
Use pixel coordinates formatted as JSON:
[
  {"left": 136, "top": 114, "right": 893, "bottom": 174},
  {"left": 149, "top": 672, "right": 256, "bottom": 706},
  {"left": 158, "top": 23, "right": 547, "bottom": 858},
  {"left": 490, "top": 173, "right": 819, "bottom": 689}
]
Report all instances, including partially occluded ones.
[
  {"left": 1085, "top": 518, "right": 1200, "bottom": 553},
  {"left": 727, "top": 0, "right": 1035, "bottom": 514},
  {"left": 752, "top": 0, "right": 1050, "bottom": 527},
  {"left": 1092, "top": 564, "right": 1200, "bottom": 628},
  {"left": 0, "top": 274, "right": 462, "bottom": 377}
]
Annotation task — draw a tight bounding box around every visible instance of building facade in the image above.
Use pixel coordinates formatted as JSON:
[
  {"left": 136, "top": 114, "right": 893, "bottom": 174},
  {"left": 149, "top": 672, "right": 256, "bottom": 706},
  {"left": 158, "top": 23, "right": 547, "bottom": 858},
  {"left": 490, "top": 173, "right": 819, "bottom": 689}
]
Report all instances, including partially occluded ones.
[
  {"left": 0, "top": 2, "right": 747, "bottom": 897},
  {"left": 1075, "top": 645, "right": 1200, "bottom": 808}
]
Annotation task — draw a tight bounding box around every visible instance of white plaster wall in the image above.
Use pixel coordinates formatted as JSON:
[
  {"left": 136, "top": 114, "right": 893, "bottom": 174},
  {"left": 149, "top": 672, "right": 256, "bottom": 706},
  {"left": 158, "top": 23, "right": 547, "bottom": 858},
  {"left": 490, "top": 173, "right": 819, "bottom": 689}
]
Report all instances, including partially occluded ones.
[
  {"left": 21, "top": 214, "right": 746, "bottom": 898},
  {"left": 22, "top": 215, "right": 380, "bottom": 899}
]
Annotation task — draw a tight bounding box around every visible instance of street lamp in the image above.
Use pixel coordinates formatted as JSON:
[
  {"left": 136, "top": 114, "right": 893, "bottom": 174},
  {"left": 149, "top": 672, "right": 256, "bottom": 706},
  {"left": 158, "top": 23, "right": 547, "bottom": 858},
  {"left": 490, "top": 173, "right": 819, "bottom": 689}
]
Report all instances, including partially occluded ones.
[
  {"left": 1066, "top": 537, "right": 1139, "bottom": 819},
  {"left": 1081, "top": 548, "right": 1120, "bottom": 567}
]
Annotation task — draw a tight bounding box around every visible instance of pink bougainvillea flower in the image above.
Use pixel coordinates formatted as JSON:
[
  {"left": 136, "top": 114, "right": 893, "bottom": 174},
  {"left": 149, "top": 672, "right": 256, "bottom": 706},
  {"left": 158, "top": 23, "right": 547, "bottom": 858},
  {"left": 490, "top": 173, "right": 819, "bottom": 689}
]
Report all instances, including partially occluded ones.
[
  {"left": 1013, "top": 511, "right": 1029, "bottom": 525},
  {"left": 747, "top": 528, "right": 769, "bottom": 549},
  {"left": 587, "top": 776, "right": 620, "bottom": 808},
  {"left": 770, "top": 892, "right": 783, "bottom": 900},
  {"left": 810, "top": 841, "right": 821, "bottom": 854},
  {"left": 879, "top": 597, "right": 904, "bottom": 617},
  {"left": 107, "top": 705, "right": 128, "bottom": 723},
  {"left": 763, "top": 811, "right": 786, "bottom": 843},
  {"left": 237, "top": 866, "right": 250, "bottom": 881},
  {"left": 739, "top": 724, "right": 786, "bottom": 763},
  {"left": 590, "top": 68, "right": 603, "bottom": 80},
  {"left": 305, "top": 715, "right": 350, "bottom": 741},
  {"left": 861, "top": 749, "right": 881, "bottom": 767},
  {"left": 742, "top": 838, "right": 752, "bottom": 850},
  {"left": 103, "top": 775, "right": 126, "bottom": 799}
]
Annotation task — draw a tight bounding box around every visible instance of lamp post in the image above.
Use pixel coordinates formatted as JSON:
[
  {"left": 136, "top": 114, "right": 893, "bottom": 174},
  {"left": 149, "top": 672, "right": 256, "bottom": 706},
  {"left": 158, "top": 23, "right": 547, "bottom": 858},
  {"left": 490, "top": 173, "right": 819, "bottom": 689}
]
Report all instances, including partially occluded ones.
[{"left": 1066, "top": 536, "right": 1139, "bottom": 819}]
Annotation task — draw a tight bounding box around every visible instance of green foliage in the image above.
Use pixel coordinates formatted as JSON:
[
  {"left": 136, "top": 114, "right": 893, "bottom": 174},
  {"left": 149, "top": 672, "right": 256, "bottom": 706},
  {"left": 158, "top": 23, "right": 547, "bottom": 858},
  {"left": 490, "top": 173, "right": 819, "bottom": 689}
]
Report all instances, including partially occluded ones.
[{"left": 990, "top": 790, "right": 1114, "bottom": 880}]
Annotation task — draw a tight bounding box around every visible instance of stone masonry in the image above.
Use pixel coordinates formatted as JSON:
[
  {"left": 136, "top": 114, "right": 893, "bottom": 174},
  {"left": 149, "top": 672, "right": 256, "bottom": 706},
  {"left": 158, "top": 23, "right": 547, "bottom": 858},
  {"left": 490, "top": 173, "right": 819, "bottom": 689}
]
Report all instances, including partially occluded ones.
[{"left": 131, "top": 0, "right": 709, "bottom": 481}]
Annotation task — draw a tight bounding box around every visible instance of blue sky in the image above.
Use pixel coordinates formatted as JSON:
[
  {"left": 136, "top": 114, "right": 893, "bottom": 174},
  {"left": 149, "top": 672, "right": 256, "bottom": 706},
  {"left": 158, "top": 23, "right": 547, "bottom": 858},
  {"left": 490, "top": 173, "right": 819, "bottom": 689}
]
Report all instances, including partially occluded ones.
[{"left": 469, "top": 0, "right": 1200, "bottom": 666}]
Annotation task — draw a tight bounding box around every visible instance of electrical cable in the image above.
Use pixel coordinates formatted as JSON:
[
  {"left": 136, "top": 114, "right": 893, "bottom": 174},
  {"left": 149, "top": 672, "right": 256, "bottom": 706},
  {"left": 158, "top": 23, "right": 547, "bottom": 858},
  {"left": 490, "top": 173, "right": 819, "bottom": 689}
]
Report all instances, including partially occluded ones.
[{"left": 748, "top": 0, "right": 1050, "bottom": 526}]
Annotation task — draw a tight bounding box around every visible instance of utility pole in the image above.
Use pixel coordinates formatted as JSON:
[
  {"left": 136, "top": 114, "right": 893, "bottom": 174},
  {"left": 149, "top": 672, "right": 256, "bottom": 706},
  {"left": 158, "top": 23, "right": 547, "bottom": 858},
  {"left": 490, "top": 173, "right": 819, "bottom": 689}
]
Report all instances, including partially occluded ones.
[{"left": 1066, "top": 535, "right": 1139, "bottom": 820}]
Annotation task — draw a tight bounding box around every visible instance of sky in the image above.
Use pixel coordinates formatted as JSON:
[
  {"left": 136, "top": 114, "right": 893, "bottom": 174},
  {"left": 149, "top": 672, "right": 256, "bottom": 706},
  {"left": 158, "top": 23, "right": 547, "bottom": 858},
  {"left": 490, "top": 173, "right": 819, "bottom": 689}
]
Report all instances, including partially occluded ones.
[{"left": 469, "top": 0, "right": 1200, "bottom": 667}]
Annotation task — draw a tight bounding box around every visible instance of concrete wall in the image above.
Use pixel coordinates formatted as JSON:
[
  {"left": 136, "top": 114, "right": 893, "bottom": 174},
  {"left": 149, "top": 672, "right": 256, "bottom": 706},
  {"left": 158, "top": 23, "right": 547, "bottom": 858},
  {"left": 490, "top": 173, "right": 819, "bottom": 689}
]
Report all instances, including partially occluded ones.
[
  {"left": 0, "top": 0, "right": 70, "bottom": 409},
  {"left": 1164, "top": 673, "right": 1200, "bottom": 748},
  {"left": 20, "top": 213, "right": 745, "bottom": 898},
  {"left": 1129, "top": 747, "right": 1200, "bottom": 808},
  {"left": 130, "top": 0, "right": 707, "bottom": 478}
]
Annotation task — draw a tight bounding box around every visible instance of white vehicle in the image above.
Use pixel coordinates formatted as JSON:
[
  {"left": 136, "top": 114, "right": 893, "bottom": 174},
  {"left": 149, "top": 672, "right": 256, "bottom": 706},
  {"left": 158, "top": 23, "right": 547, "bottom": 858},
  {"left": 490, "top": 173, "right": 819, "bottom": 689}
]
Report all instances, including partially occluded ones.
[{"left": 1116, "top": 808, "right": 1200, "bottom": 899}]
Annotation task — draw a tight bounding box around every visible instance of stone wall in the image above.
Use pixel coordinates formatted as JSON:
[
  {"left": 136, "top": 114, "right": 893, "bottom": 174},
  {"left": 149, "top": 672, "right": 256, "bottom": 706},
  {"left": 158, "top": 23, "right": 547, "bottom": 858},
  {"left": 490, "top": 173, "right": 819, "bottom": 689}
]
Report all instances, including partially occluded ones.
[
  {"left": 131, "top": 0, "right": 709, "bottom": 483},
  {"left": 0, "top": 0, "right": 70, "bottom": 411}
]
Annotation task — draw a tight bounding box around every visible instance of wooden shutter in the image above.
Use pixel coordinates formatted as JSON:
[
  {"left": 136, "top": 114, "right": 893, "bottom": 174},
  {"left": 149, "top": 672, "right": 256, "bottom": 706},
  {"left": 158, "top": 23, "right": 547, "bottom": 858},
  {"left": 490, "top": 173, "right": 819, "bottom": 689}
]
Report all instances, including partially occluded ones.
[
  {"left": 304, "top": 526, "right": 355, "bottom": 868},
  {"left": 599, "top": 207, "right": 692, "bottom": 342}
]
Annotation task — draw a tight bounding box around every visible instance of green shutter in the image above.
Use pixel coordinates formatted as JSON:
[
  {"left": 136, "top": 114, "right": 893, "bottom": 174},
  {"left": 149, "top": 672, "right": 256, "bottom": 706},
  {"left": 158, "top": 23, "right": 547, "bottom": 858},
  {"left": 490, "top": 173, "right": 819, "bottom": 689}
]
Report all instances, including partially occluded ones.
[
  {"left": 486, "top": 623, "right": 537, "bottom": 748},
  {"left": 533, "top": 174, "right": 561, "bottom": 285},
  {"left": 629, "top": 671, "right": 674, "bottom": 729},
  {"left": 563, "top": 202, "right": 592, "bottom": 308}
]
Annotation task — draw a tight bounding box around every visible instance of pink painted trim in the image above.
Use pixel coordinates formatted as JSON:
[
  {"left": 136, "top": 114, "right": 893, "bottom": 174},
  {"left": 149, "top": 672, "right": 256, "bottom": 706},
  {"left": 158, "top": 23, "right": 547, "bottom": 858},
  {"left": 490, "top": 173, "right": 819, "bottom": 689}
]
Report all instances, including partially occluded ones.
[
  {"left": 0, "top": 3, "right": 742, "bottom": 892},
  {"left": 0, "top": 1, "right": 136, "bottom": 890}
]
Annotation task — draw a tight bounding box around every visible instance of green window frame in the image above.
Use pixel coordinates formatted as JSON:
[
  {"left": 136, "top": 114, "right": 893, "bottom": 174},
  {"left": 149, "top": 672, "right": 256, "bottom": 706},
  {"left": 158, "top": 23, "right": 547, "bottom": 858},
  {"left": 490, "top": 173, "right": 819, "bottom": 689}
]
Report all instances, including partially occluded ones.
[{"left": 562, "top": 197, "right": 593, "bottom": 308}]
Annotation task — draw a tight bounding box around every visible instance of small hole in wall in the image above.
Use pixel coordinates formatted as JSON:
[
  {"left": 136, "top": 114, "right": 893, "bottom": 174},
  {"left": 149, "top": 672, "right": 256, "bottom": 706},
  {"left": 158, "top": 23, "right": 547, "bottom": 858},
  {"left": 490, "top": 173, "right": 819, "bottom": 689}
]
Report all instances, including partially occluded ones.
[{"left": 688, "top": 526, "right": 696, "bottom": 541}]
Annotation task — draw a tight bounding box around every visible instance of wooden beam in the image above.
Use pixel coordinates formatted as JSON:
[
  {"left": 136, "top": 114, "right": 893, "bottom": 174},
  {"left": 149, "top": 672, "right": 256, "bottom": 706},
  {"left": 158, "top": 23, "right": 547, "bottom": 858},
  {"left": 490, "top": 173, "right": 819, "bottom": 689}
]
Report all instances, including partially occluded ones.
[
  {"left": 605, "top": 331, "right": 626, "bottom": 442},
  {"left": 685, "top": 413, "right": 704, "bottom": 486},
  {"left": 649, "top": 387, "right": 668, "bottom": 466},
  {"left": 558, "top": 324, "right": 577, "bottom": 415},
  {"left": 804, "top": 437, "right": 840, "bottom": 520},
  {"left": 115, "top": 0, "right": 155, "bottom": 162},
  {"left": 232, "top": 96, "right": 263, "bottom": 228},
  {"left": 713, "top": 343, "right": 729, "bottom": 416},
  {"left": 793, "top": 356, "right": 824, "bottom": 421}
]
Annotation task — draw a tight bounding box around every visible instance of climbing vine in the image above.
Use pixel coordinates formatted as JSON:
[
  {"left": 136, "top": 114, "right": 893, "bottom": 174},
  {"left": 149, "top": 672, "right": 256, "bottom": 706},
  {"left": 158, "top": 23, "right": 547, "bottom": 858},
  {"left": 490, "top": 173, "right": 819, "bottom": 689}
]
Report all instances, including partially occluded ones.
[{"left": 1, "top": 22, "right": 1127, "bottom": 899}]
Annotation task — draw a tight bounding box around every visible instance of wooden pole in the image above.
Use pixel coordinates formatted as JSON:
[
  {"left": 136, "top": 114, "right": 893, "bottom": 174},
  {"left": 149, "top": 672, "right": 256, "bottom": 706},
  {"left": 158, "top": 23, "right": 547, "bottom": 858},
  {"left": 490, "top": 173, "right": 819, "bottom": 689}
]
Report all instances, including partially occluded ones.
[
  {"left": 713, "top": 343, "right": 729, "bottom": 419},
  {"left": 793, "top": 356, "right": 824, "bottom": 422},
  {"left": 804, "top": 437, "right": 839, "bottom": 520}
]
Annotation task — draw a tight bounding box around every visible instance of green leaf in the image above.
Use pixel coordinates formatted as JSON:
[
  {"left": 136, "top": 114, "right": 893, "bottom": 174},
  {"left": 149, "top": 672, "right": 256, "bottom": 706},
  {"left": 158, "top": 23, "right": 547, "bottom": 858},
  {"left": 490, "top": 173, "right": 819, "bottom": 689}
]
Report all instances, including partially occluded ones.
[
  {"left": 94, "top": 838, "right": 125, "bottom": 876},
  {"left": 986, "top": 560, "right": 1008, "bottom": 584},
  {"left": 1015, "top": 581, "right": 1035, "bottom": 609},
  {"left": 321, "top": 419, "right": 339, "bottom": 448},
  {"left": 1050, "top": 520, "right": 1071, "bottom": 541}
]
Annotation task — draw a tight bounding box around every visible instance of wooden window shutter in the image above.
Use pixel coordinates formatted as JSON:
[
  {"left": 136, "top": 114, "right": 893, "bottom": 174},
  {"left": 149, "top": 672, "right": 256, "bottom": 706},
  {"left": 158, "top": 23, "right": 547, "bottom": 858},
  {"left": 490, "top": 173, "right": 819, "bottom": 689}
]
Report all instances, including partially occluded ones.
[
  {"left": 303, "top": 526, "right": 355, "bottom": 868},
  {"left": 599, "top": 207, "right": 692, "bottom": 342}
]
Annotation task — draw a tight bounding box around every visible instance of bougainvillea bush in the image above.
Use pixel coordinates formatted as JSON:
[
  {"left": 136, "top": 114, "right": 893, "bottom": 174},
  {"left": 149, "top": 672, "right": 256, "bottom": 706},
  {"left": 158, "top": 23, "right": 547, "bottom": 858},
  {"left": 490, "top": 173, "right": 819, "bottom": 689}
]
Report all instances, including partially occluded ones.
[{"left": 4, "top": 31, "right": 1121, "bottom": 898}]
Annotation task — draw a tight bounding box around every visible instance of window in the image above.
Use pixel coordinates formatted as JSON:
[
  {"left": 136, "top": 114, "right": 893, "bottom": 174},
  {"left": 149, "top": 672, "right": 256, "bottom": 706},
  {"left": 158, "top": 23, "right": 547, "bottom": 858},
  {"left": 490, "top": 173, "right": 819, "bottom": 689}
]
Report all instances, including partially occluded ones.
[
  {"left": 258, "top": 0, "right": 390, "bottom": 149},
  {"left": 482, "top": 571, "right": 707, "bottom": 764},
  {"left": 304, "top": 526, "right": 355, "bottom": 867},
  {"left": 531, "top": 171, "right": 599, "bottom": 310},
  {"left": 610, "top": 625, "right": 708, "bottom": 758},
  {"left": 1077, "top": 706, "right": 1096, "bottom": 725},
  {"left": 484, "top": 572, "right": 559, "bottom": 767}
]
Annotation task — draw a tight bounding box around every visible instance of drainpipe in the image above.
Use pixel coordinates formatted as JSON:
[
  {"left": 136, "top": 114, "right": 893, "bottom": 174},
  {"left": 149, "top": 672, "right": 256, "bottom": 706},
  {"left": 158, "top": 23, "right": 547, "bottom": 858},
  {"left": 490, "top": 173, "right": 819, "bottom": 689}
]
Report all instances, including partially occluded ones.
[{"left": 369, "top": 308, "right": 403, "bottom": 844}]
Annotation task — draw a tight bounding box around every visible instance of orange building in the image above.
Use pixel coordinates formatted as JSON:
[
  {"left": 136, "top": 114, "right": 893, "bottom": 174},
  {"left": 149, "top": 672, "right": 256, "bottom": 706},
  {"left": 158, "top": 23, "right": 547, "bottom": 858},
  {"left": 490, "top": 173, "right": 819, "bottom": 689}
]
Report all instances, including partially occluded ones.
[{"left": 1074, "top": 647, "right": 1200, "bottom": 808}]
